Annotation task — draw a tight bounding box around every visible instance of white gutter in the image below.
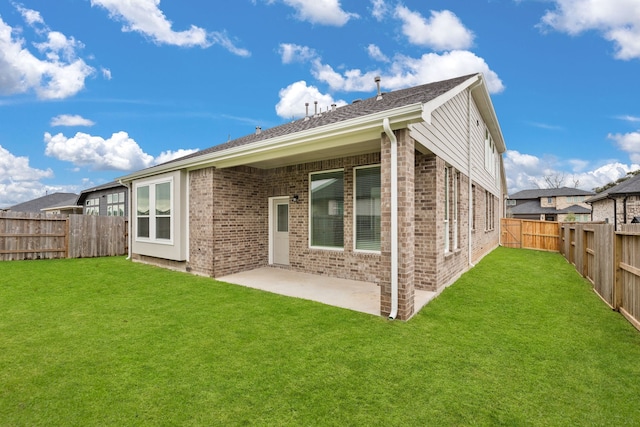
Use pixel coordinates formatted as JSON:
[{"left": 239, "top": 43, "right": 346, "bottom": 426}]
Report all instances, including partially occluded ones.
[
  {"left": 118, "top": 103, "right": 424, "bottom": 183},
  {"left": 118, "top": 179, "right": 132, "bottom": 260},
  {"left": 383, "top": 118, "right": 398, "bottom": 320},
  {"left": 467, "top": 76, "right": 483, "bottom": 267}
]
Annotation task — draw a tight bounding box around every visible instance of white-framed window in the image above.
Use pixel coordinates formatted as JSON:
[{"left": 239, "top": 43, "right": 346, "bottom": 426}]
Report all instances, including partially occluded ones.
[
  {"left": 135, "top": 179, "right": 173, "bottom": 242},
  {"left": 354, "top": 165, "right": 381, "bottom": 252},
  {"left": 310, "top": 169, "right": 344, "bottom": 249},
  {"left": 445, "top": 166, "right": 460, "bottom": 252},
  {"left": 471, "top": 184, "right": 476, "bottom": 231},
  {"left": 85, "top": 198, "right": 99, "bottom": 215},
  {"left": 107, "top": 192, "right": 125, "bottom": 216},
  {"left": 444, "top": 167, "right": 450, "bottom": 253},
  {"left": 484, "top": 129, "right": 496, "bottom": 177},
  {"left": 485, "top": 190, "right": 495, "bottom": 231}
]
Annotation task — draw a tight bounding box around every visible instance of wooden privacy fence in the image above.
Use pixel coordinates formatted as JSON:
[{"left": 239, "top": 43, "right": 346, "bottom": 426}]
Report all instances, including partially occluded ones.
[
  {"left": 560, "top": 222, "right": 640, "bottom": 331},
  {"left": 501, "top": 218, "right": 561, "bottom": 252},
  {"left": 0, "top": 212, "right": 127, "bottom": 261}
]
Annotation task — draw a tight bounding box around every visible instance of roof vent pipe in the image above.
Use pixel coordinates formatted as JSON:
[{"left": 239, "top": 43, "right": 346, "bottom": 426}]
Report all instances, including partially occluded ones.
[
  {"left": 375, "top": 76, "right": 382, "bottom": 100},
  {"left": 314, "top": 101, "right": 318, "bottom": 116},
  {"left": 255, "top": 126, "right": 261, "bottom": 135},
  {"left": 331, "top": 103, "right": 336, "bottom": 112},
  {"left": 305, "top": 102, "right": 310, "bottom": 121}
]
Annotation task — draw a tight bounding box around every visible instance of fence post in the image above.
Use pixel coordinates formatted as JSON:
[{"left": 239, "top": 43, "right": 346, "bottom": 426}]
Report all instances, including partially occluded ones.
[
  {"left": 614, "top": 232, "right": 622, "bottom": 311},
  {"left": 64, "top": 217, "right": 70, "bottom": 259}
]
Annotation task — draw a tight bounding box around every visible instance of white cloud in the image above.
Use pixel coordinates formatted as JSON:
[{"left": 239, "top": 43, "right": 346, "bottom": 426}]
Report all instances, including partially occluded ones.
[
  {"left": 367, "top": 44, "right": 389, "bottom": 62},
  {"left": 371, "top": 0, "right": 389, "bottom": 21},
  {"left": 44, "top": 131, "right": 154, "bottom": 171},
  {"left": 0, "top": 13, "right": 94, "bottom": 99},
  {"left": 14, "top": 4, "right": 44, "bottom": 26},
  {"left": 504, "top": 149, "right": 640, "bottom": 193},
  {"left": 43, "top": 131, "right": 198, "bottom": 171},
  {"left": 311, "top": 51, "right": 504, "bottom": 94},
  {"left": 540, "top": 0, "right": 640, "bottom": 60},
  {"left": 395, "top": 6, "right": 474, "bottom": 51},
  {"left": 101, "top": 67, "right": 112, "bottom": 80},
  {"left": 275, "top": 80, "right": 347, "bottom": 119},
  {"left": 91, "top": 0, "right": 250, "bottom": 55},
  {"left": 0, "top": 144, "right": 56, "bottom": 208},
  {"left": 269, "top": 0, "right": 358, "bottom": 26},
  {"left": 617, "top": 115, "right": 640, "bottom": 123},
  {"left": 0, "top": 144, "right": 53, "bottom": 182},
  {"left": 154, "top": 148, "right": 199, "bottom": 165},
  {"left": 51, "top": 114, "right": 96, "bottom": 127},
  {"left": 279, "top": 43, "right": 318, "bottom": 64},
  {"left": 608, "top": 131, "right": 640, "bottom": 162}
]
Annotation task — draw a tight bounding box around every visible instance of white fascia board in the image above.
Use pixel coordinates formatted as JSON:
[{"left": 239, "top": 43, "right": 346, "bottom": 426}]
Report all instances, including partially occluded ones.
[{"left": 119, "top": 103, "right": 424, "bottom": 182}]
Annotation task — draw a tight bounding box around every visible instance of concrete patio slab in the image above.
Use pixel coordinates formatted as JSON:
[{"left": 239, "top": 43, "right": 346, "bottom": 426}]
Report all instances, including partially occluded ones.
[{"left": 217, "top": 267, "right": 437, "bottom": 317}]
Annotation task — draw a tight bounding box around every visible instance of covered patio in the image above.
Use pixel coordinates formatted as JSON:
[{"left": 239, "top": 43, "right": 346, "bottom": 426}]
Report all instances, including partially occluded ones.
[{"left": 217, "top": 267, "right": 437, "bottom": 318}]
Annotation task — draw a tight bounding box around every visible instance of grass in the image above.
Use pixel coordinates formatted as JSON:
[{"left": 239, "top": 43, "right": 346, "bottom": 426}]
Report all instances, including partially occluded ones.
[{"left": 1, "top": 247, "right": 640, "bottom": 426}]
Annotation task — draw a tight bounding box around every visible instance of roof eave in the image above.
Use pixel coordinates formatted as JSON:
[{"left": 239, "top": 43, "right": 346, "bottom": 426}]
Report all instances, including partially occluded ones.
[{"left": 118, "top": 102, "right": 424, "bottom": 182}]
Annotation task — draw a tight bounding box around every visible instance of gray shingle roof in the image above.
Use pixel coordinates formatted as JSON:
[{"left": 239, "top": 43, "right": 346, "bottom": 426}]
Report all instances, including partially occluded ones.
[
  {"left": 509, "top": 187, "right": 594, "bottom": 200},
  {"left": 3, "top": 192, "right": 79, "bottom": 212},
  {"left": 509, "top": 200, "right": 591, "bottom": 215},
  {"left": 587, "top": 173, "right": 640, "bottom": 202},
  {"left": 162, "top": 73, "right": 477, "bottom": 166}
]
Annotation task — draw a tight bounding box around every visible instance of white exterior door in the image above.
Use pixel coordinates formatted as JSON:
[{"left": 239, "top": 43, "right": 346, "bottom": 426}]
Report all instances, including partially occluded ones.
[{"left": 271, "top": 198, "right": 289, "bottom": 265}]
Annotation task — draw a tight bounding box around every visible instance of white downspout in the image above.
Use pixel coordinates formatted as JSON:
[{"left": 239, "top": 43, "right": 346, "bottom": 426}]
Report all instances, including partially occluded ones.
[
  {"left": 383, "top": 118, "right": 398, "bottom": 320},
  {"left": 467, "top": 77, "right": 483, "bottom": 267},
  {"left": 118, "top": 179, "right": 132, "bottom": 260}
]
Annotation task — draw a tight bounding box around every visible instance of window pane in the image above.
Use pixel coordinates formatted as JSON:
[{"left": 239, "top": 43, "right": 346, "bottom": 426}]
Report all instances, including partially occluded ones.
[
  {"left": 311, "top": 171, "right": 343, "bottom": 248},
  {"left": 277, "top": 204, "right": 288, "bottom": 232},
  {"left": 156, "top": 217, "right": 170, "bottom": 239},
  {"left": 107, "top": 194, "right": 113, "bottom": 204},
  {"left": 156, "top": 182, "right": 171, "bottom": 215},
  {"left": 355, "top": 166, "right": 381, "bottom": 251},
  {"left": 137, "top": 186, "right": 149, "bottom": 216},
  {"left": 137, "top": 217, "right": 149, "bottom": 238}
]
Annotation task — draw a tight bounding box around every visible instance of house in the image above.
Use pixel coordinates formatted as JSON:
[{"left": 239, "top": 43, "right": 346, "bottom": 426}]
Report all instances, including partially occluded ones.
[
  {"left": 2, "top": 192, "right": 79, "bottom": 215},
  {"left": 118, "top": 73, "right": 507, "bottom": 320},
  {"left": 507, "top": 187, "right": 594, "bottom": 222},
  {"left": 587, "top": 172, "right": 640, "bottom": 229},
  {"left": 76, "top": 181, "right": 129, "bottom": 216}
]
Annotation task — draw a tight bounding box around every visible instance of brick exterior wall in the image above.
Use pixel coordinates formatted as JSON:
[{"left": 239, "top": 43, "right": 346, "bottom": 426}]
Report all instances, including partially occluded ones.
[
  {"left": 380, "top": 128, "right": 416, "bottom": 320},
  {"left": 593, "top": 195, "right": 640, "bottom": 229},
  {"left": 149, "top": 132, "right": 501, "bottom": 319},
  {"left": 275, "top": 154, "right": 383, "bottom": 284},
  {"left": 188, "top": 167, "right": 215, "bottom": 276},
  {"left": 211, "top": 166, "right": 268, "bottom": 277}
]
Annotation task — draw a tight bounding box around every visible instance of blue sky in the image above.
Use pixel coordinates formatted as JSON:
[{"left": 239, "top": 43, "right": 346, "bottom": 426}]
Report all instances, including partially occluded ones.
[{"left": 1, "top": 0, "right": 640, "bottom": 207}]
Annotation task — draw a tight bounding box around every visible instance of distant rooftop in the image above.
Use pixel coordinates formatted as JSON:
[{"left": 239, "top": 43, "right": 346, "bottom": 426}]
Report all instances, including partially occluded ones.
[
  {"left": 510, "top": 187, "right": 594, "bottom": 200},
  {"left": 2, "top": 192, "right": 79, "bottom": 213}
]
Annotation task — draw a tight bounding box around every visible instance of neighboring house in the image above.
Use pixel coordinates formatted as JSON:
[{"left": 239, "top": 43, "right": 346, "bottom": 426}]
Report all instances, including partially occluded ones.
[
  {"left": 1, "top": 192, "right": 79, "bottom": 214},
  {"left": 507, "top": 187, "right": 594, "bottom": 222},
  {"left": 40, "top": 196, "right": 83, "bottom": 215},
  {"left": 119, "top": 73, "right": 507, "bottom": 320},
  {"left": 587, "top": 173, "right": 640, "bottom": 229},
  {"left": 77, "top": 181, "right": 129, "bottom": 216}
]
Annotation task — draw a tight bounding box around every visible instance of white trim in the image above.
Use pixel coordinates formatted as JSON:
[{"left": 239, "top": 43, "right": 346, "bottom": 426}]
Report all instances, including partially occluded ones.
[
  {"left": 133, "top": 176, "right": 174, "bottom": 246},
  {"left": 353, "top": 164, "right": 382, "bottom": 254},
  {"left": 268, "top": 196, "right": 289, "bottom": 265},
  {"left": 309, "top": 168, "right": 345, "bottom": 251},
  {"left": 119, "top": 103, "right": 425, "bottom": 182}
]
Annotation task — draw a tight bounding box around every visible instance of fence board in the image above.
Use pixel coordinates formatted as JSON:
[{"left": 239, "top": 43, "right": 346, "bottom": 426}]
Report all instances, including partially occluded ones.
[
  {"left": 0, "top": 212, "right": 127, "bottom": 261},
  {"left": 501, "top": 219, "right": 560, "bottom": 252}
]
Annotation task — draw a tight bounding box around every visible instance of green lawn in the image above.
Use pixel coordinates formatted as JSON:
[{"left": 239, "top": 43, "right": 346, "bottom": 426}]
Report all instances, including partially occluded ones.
[{"left": 1, "top": 247, "right": 640, "bottom": 426}]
